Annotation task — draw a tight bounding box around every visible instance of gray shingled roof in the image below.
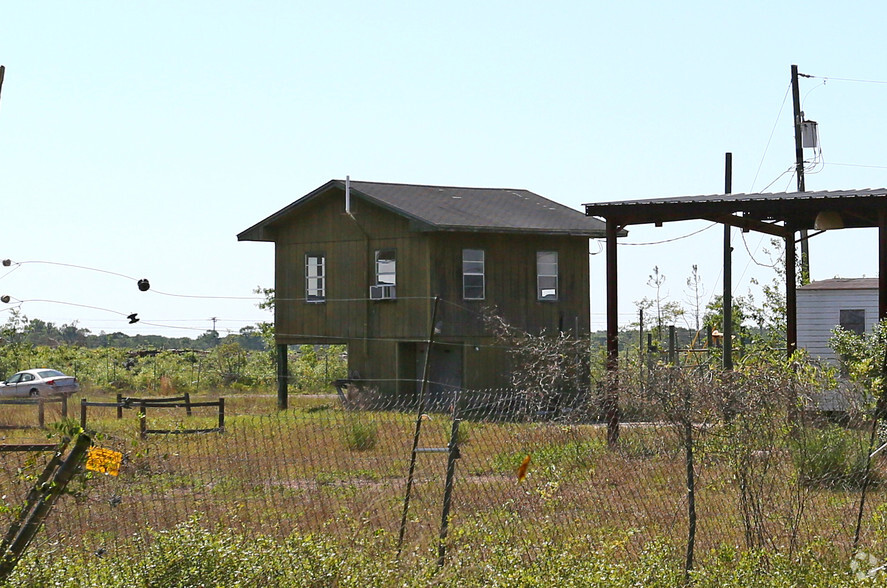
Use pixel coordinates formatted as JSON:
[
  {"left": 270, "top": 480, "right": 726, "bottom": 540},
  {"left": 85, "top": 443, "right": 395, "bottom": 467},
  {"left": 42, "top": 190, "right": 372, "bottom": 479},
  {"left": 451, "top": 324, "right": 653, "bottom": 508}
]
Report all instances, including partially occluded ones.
[
  {"left": 239, "top": 179, "right": 609, "bottom": 241},
  {"left": 798, "top": 277, "right": 879, "bottom": 291}
]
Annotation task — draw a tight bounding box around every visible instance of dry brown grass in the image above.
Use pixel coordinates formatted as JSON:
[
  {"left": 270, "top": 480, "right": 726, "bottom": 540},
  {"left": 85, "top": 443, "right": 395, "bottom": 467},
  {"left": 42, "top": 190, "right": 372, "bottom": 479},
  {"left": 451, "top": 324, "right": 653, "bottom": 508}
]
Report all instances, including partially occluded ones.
[{"left": 2, "top": 391, "right": 886, "bottom": 567}]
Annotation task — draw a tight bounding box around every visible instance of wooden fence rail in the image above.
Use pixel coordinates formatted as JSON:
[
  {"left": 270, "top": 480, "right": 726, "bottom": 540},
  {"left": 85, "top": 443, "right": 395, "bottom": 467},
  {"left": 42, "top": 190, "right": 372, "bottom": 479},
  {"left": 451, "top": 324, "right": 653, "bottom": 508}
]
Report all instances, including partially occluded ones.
[
  {"left": 115, "top": 393, "right": 192, "bottom": 418},
  {"left": 80, "top": 396, "right": 224, "bottom": 439},
  {"left": 0, "top": 443, "right": 59, "bottom": 453},
  {"left": 0, "top": 397, "right": 68, "bottom": 430}
]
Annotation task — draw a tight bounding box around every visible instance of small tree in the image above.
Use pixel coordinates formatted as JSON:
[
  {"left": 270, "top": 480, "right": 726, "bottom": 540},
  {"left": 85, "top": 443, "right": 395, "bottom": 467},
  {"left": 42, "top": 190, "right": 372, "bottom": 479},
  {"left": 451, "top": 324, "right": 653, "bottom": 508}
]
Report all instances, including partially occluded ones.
[
  {"left": 830, "top": 320, "right": 887, "bottom": 401},
  {"left": 684, "top": 264, "right": 706, "bottom": 334},
  {"left": 484, "top": 309, "right": 589, "bottom": 419}
]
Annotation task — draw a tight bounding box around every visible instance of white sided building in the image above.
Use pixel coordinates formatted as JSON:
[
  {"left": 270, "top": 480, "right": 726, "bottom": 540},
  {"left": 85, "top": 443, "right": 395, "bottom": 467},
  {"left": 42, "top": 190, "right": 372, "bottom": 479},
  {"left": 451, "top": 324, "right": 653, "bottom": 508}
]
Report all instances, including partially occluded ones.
[{"left": 796, "top": 277, "right": 879, "bottom": 364}]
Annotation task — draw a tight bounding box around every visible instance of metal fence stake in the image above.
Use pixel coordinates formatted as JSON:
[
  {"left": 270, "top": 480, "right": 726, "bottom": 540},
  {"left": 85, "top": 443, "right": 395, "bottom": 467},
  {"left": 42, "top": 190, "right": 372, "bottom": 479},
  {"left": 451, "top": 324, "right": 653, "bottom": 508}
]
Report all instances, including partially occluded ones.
[{"left": 437, "top": 417, "right": 461, "bottom": 567}]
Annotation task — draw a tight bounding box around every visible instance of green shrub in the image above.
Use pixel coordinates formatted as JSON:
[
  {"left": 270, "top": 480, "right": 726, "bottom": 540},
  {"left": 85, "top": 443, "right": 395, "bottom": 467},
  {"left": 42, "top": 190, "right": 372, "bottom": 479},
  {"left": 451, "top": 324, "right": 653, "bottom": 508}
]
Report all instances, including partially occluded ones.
[
  {"left": 5, "top": 521, "right": 869, "bottom": 587},
  {"left": 794, "top": 425, "right": 873, "bottom": 488},
  {"left": 343, "top": 418, "right": 378, "bottom": 451}
]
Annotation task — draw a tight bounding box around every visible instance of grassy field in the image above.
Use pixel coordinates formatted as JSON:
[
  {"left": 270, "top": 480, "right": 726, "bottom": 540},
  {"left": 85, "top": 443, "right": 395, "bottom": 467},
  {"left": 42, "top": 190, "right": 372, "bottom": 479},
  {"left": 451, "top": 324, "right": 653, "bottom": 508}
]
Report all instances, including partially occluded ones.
[{"left": 2, "top": 389, "right": 887, "bottom": 586}]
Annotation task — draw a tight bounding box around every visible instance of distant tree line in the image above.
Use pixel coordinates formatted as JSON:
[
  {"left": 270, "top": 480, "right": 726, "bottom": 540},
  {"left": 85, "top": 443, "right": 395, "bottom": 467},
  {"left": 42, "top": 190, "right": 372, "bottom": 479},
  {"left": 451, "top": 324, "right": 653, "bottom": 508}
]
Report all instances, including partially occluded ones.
[{"left": 0, "top": 310, "right": 267, "bottom": 351}]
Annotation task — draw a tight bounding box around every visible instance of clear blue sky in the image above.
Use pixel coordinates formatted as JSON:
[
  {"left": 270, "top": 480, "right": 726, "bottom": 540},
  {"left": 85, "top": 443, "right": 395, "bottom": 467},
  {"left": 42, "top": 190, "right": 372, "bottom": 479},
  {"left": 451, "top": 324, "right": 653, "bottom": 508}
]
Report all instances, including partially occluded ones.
[{"left": 2, "top": 2, "right": 885, "bottom": 337}]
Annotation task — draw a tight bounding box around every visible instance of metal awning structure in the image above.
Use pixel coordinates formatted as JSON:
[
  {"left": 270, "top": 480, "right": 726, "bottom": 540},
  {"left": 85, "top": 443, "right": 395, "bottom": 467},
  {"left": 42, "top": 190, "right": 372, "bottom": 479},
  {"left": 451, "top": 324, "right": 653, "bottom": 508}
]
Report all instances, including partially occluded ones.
[{"left": 584, "top": 187, "right": 887, "bottom": 442}]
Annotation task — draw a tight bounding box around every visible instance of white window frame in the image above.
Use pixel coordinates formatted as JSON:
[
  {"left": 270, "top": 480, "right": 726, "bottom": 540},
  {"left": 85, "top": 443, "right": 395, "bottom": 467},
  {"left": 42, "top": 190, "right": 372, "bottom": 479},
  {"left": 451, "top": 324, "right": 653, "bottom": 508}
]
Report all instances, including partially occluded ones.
[
  {"left": 375, "top": 249, "right": 397, "bottom": 286},
  {"left": 305, "top": 253, "right": 325, "bottom": 302},
  {"left": 462, "top": 249, "right": 485, "bottom": 300},
  {"left": 536, "top": 251, "right": 558, "bottom": 301}
]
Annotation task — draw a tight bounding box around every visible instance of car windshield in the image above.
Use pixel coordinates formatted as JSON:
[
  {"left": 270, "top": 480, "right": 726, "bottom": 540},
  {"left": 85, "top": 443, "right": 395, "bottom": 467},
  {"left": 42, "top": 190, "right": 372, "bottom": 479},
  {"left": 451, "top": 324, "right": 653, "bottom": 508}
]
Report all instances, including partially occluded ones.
[{"left": 37, "top": 370, "right": 64, "bottom": 378}]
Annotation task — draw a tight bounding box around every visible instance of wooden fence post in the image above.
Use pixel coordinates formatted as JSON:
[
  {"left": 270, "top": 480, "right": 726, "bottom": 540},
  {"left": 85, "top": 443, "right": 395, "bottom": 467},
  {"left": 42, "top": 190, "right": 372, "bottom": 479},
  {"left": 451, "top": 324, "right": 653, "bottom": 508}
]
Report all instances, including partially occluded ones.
[
  {"left": 61, "top": 396, "right": 68, "bottom": 419},
  {"left": 218, "top": 398, "right": 225, "bottom": 434},
  {"left": 185, "top": 392, "right": 192, "bottom": 417},
  {"left": 116, "top": 393, "right": 123, "bottom": 419},
  {"left": 80, "top": 398, "right": 87, "bottom": 430},
  {"left": 139, "top": 402, "right": 147, "bottom": 440},
  {"left": 38, "top": 400, "right": 45, "bottom": 429},
  {"left": 669, "top": 326, "right": 677, "bottom": 365}
]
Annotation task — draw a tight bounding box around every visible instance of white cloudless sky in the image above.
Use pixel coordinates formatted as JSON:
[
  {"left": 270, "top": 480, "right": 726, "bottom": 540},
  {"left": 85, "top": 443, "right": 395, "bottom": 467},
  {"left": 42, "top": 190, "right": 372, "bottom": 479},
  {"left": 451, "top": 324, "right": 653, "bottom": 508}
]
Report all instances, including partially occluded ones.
[{"left": 1, "top": 1, "right": 886, "bottom": 337}]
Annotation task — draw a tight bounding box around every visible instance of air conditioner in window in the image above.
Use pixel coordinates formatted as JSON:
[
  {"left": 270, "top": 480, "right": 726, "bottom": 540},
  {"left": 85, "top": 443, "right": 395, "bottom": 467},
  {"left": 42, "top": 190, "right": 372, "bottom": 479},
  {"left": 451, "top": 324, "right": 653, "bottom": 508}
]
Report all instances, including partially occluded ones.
[{"left": 369, "top": 284, "right": 397, "bottom": 300}]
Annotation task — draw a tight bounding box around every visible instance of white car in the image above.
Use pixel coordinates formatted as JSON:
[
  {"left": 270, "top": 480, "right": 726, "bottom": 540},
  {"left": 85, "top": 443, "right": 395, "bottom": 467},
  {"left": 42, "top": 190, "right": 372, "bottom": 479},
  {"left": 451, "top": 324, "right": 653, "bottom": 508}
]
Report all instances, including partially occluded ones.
[{"left": 0, "top": 369, "right": 80, "bottom": 397}]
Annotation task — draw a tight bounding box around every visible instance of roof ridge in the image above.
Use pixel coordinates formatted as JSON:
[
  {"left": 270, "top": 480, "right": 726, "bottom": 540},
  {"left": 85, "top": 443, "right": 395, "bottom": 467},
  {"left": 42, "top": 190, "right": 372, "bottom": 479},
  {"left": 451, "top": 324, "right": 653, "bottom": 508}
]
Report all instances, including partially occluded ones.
[{"left": 340, "top": 179, "right": 530, "bottom": 193}]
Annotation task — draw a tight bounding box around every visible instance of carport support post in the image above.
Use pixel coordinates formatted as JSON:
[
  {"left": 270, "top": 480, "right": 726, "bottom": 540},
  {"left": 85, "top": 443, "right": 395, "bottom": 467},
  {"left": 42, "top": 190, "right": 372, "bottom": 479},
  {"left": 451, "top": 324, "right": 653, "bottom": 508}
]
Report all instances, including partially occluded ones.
[
  {"left": 605, "top": 219, "right": 620, "bottom": 446},
  {"left": 276, "top": 344, "right": 288, "bottom": 410},
  {"left": 785, "top": 229, "right": 798, "bottom": 357},
  {"left": 723, "top": 152, "right": 733, "bottom": 370},
  {"left": 879, "top": 209, "right": 887, "bottom": 321}
]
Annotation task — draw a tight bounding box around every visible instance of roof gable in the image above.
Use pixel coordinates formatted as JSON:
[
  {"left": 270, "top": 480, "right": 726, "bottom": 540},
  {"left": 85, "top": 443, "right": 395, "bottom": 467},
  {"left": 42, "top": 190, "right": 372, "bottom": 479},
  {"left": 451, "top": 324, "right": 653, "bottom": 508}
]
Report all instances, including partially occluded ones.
[{"left": 238, "top": 179, "right": 608, "bottom": 241}]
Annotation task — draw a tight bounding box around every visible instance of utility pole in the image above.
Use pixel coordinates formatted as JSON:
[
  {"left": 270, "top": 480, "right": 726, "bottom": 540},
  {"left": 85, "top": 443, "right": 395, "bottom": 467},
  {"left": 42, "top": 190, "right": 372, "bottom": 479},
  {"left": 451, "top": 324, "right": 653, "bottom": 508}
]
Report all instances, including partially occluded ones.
[
  {"left": 791, "top": 64, "right": 811, "bottom": 284},
  {"left": 210, "top": 317, "right": 218, "bottom": 334}
]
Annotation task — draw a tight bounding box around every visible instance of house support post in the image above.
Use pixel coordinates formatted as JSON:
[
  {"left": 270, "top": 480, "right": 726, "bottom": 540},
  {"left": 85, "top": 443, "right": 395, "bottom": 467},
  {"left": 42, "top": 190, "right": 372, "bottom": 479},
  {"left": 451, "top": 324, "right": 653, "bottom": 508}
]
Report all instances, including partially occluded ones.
[
  {"left": 785, "top": 230, "right": 797, "bottom": 357},
  {"left": 605, "top": 219, "right": 620, "bottom": 446},
  {"left": 276, "top": 344, "right": 288, "bottom": 410}
]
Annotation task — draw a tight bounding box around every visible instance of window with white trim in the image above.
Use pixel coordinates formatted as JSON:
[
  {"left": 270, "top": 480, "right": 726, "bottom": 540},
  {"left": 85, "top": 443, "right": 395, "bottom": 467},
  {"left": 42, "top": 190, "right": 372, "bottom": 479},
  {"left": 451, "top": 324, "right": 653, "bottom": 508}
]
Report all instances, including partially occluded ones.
[
  {"left": 305, "top": 253, "right": 325, "bottom": 302},
  {"left": 375, "top": 249, "right": 397, "bottom": 285},
  {"left": 462, "top": 249, "right": 485, "bottom": 300},
  {"left": 537, "top": 251, "right": 558, "bottom": 301}
]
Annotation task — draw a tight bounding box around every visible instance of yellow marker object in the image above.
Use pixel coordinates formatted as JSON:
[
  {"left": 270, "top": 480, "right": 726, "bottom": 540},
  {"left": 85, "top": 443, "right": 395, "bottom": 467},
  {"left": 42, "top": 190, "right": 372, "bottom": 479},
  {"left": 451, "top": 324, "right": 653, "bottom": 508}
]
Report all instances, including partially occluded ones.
[{"left": 86, "top": 447, "right": 123, "bottom": 476}]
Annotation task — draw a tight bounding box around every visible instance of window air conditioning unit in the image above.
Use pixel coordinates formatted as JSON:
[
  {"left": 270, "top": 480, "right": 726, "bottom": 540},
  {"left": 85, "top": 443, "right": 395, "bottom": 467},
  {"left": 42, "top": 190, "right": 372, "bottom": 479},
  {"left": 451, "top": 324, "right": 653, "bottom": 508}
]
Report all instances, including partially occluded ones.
[{"left": 369, "top": 284, "right": 396, "bottom": 300}]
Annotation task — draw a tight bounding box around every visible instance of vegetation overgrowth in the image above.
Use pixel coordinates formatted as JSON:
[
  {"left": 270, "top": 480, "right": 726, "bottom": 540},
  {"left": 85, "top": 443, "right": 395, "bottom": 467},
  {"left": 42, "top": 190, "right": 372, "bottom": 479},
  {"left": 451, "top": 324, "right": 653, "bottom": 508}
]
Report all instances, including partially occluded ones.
[
  {"left": 2, "top": 519, "right": 874, "bottom": 587},
  {"left": 2, "top": 373, "right": 887, "bottom": 587}
]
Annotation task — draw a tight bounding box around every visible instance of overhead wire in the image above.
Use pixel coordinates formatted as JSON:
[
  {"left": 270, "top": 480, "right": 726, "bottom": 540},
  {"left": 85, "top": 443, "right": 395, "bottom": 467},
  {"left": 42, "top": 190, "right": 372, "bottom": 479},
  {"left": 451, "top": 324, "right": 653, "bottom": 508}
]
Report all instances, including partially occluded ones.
[
  {"left": 594, "top": 222, "right": 718, "bottom": 247},
  {"left": 723, "top": 79, "right": 798, "bottom": 308},
  {"left": 5, "top": 260, "right": 263, "bottom": 301},
  {"left": 3, "top": 293, "right": 265, "bottom": 334},
  {"left": 829, "top": 162, "right": 887, "bottom": 170},
  {"left": 0, "top": 264, "right": 22, "bottom": 281},
  {"left": 751, "top": 81, "right": 792, "bottom": 192},
  {"left": 757, "top": 165, "right": 796, "bottom": 192},
  {"left": 807, "top": 74, "right": 887, "bottom": 85},
  {"left": 802, "top": 71, "right": 887, "bottom": 172}
]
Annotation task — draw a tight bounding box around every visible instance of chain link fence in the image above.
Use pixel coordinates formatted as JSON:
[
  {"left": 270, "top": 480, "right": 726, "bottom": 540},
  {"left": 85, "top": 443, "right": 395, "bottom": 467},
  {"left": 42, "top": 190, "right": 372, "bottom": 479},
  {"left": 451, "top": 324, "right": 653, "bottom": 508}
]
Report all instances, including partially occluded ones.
[{"left": 3, "top": 363, "right": 887, "bottom": 582}]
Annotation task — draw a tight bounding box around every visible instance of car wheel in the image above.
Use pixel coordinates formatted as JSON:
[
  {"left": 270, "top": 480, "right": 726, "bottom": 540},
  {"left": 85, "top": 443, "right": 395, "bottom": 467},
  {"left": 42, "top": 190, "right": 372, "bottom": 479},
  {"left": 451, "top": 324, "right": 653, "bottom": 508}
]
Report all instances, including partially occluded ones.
[{"left": 28, "top": 388, "right": 39, "bottom": 397}]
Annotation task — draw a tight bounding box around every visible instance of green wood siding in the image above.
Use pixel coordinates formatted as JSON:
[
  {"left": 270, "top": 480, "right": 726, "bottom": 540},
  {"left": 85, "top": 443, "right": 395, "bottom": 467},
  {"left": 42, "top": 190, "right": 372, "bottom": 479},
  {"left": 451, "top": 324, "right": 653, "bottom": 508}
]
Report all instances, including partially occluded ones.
[
  {"left": 266, "top": 187, "right": 591, "bottom": 393},
  {"left": 273, "top": 190, "right": 432, "bottom": 345},
  {"left": 429, "top": 233, "right": 590, "bottom": 338}
]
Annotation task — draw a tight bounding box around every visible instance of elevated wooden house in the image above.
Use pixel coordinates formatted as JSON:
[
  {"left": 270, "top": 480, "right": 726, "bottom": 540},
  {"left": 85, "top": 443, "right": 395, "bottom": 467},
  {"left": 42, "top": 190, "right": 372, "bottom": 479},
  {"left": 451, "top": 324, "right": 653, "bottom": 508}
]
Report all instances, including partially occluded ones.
[{"left": 238, "top": 179, "right": 609, "bottom": 403}]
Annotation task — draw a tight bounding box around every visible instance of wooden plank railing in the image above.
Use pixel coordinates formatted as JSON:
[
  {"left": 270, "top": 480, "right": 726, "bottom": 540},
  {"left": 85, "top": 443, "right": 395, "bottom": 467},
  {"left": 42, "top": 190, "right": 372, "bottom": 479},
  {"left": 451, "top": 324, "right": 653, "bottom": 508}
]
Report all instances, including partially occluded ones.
[
  {"left": 80, "top": 395, "right": 224, "bottom": 439},
  {"left": 0, "top": 397, "right": 68, "bottom": 430}
]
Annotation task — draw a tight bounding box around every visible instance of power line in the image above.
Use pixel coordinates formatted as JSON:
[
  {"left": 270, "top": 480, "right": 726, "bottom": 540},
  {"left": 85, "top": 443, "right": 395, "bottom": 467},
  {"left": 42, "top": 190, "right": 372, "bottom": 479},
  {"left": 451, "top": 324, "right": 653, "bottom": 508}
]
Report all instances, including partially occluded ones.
[
  {"left": 598, "top": 222, "right": 718, "bottom": 246},
  {"left": 751, "top": 82, "right": 792, "bottom": 192},
  {"left": 5, "top": 260, "right": 263, "bottom": 301},
  {"left": 829, "top": 161, "right": 887, "bottom": 170},
  {"left": 807, "top": 74, "right": 887, "bottom": 85}
]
